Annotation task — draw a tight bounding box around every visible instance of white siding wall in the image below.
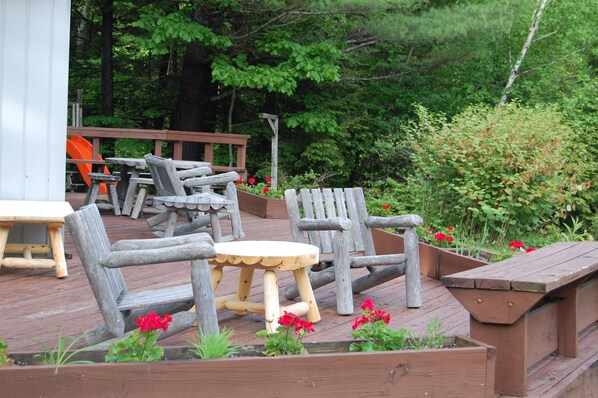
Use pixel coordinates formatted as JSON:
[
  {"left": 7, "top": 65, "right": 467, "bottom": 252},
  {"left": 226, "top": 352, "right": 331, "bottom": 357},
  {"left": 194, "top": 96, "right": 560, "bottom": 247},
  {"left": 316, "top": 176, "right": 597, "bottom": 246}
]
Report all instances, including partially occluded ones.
[{"left": 0, "top": 0, "right": 71, "bottom": 242}]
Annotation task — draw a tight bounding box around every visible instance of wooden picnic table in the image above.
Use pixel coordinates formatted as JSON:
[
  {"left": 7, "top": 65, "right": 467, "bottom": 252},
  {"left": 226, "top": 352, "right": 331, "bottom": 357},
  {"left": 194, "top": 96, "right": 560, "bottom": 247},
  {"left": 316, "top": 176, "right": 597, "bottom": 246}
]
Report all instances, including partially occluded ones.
[{"left": 0, "top": 200, "right": 74, "bottom": 278}]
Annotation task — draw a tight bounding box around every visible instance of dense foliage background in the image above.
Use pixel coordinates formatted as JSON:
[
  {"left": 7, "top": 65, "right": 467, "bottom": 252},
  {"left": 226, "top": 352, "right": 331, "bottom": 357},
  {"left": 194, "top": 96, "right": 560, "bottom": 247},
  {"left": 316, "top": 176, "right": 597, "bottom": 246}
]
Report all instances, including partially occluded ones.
[{"left": 69, "top": 0, "right": 597, "bottom": 244}]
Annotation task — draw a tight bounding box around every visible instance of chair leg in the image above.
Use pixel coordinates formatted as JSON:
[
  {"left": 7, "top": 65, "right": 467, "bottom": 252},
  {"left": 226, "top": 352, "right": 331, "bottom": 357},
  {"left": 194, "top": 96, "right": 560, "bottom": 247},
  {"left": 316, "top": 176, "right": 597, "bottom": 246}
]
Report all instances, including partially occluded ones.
[
  {"left": 84, "top": 182, "right": 100, "bottom": 206},
  {"left": 106, "top": 183, "right": 121, "bottom": 216},
  {"left": 333, "top": 230, "right": 353, "bottom": 315},
  {"left": 121, "top": 179, "right": 138, "bottom": 216},
  {"left": 130, "top": 184, "right": 148, "bottom": 219},
  {"left": 225, "top": 182, "right": 244, "bottom": 239},
  {"left": 190, "top": 259, "right": 219, "bottom": 336}
]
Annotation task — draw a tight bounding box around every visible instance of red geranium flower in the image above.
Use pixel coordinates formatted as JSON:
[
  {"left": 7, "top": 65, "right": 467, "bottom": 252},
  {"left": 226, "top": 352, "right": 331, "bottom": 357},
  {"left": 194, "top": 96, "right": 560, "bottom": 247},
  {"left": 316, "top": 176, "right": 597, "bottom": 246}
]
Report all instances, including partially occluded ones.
[
  {"left": 352, "top": 316, "right": 369, "bottom": 330},
  {"left": 263, "top": 187, "right": 270, "bottom": 195},
  {"left": 447, "top": 226, "right": 454, "bottom": 231},
  {"left": 136, "top": 312, "right": 172, "bottom": 332},
  {"left": 248, "top": 177, "right": 256, "bottom": 184},
  {"left": 526, "top": 247, "right": 536, "bottom": 253},
  {"left": 382, "top": 204, "right": 390, "bottom": 210},
  {"left": 434, "top": 232, "right": 447, "bottom": 241},
  {"left": 278, "top": 311, "right": 295, "bottom": 327},
  {"left": 361, "top": 298, "right": 375, "bottom": 311},
  {"left": 509, "top": 241, "right": 524, "bottom": 250},
  {"left": 265, "top": 177, "right": 272, "bottom": 183}
]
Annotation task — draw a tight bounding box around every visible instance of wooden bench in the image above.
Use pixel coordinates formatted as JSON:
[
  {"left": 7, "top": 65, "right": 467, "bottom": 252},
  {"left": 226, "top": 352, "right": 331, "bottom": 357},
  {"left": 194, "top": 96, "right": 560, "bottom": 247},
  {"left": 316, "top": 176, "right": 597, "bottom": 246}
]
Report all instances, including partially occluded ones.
[
  {"left": 442, "top": 242, "right": 598, "bottom": 396},
  {"left": 0, "top": 200, "right": 74, "bottom": 278}
]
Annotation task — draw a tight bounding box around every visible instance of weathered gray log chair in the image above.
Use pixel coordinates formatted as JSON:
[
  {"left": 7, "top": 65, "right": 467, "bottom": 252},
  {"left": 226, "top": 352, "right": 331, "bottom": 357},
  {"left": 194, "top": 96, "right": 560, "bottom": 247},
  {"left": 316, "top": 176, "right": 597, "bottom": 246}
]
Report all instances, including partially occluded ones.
[
  {"left": 284, "top": 188, "right": 423, "bottom": 315},
  {"left": 144, "top": 154, "right": 244, "bottom": 241},
  {"left": 84, "top": 172, "right": 121, "bottom": 216},
  {"left": 65, "top": 204, "right": 219, "bottom": 344}
]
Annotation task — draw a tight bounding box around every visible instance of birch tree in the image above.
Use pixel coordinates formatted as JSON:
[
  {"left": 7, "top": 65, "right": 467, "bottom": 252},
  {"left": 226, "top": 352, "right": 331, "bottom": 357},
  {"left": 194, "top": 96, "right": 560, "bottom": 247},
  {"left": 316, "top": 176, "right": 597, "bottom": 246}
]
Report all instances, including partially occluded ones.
[{"left": 498, "top": 0, "right": 550, "bottom": 107}]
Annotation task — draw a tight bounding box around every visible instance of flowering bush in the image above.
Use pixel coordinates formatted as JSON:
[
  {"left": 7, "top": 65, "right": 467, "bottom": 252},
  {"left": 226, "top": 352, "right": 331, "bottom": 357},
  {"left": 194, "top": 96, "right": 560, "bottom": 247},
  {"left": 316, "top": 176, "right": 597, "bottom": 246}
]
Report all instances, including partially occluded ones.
[
  {"left": 350, "top": 299, "right": 408, "bottom": 352},
  {"left": 256, "top": 311, "right": 315, "bottom": 356},
  {"left": 105, "top": 312, "right": 172, "bottom": 363}
]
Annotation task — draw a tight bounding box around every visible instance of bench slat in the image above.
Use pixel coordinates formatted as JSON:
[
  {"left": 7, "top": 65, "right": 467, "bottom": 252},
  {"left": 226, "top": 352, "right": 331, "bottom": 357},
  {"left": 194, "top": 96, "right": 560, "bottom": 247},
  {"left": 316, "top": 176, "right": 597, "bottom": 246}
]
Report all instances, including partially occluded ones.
[
  {"left": 442, "top": 242, "right": 597, "bottom": 292},
  {"left": 511, "top": 252, "right": 598, "bottom": 292}
]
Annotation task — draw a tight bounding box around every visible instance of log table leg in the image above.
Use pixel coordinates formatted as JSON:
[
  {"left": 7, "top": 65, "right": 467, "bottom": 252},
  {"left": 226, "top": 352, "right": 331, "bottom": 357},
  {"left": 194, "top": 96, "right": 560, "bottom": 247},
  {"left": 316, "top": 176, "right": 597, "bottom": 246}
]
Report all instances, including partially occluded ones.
[
  {"left": 263, "top": 270, "right": 280, "bottom": 333},
  {"left": 293, "top": 268, "right": 321, "bottom": 323},
  {"left": 47, "top": 222, "right": 68, "bottom": 278},
  {"left": 0, "top": 222, "right": 12, "bottom": 271}
]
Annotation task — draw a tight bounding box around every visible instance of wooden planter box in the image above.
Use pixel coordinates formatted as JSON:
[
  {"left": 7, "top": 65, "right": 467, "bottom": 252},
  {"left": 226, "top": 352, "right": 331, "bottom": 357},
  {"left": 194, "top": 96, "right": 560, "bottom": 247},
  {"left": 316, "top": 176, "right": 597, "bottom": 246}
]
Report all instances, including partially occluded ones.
[
  {"left": 372, "top": 228, "right": 489, "bottom": 280},
  {"left": 237, "top": 189, "right": 288, "bottom": 219},
  {"left": 2, "top": 337, "right": 495, "bottom": 398}
]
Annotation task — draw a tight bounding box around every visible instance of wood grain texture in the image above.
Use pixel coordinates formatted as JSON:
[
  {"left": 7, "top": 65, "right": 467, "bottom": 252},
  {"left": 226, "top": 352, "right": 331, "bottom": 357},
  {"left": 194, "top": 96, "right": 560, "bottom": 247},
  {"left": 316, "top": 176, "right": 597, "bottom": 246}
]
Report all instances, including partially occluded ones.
[{"left": 1, "top": 339, "right": 494, "bottom": 398}]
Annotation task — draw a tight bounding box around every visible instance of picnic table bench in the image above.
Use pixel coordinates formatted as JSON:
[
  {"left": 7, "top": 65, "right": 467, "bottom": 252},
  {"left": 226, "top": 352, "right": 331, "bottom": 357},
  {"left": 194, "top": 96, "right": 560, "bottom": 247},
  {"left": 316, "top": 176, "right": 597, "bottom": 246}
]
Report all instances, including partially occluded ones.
[{"left": 442, "top": 241, "right": 598, "bottom": 396}]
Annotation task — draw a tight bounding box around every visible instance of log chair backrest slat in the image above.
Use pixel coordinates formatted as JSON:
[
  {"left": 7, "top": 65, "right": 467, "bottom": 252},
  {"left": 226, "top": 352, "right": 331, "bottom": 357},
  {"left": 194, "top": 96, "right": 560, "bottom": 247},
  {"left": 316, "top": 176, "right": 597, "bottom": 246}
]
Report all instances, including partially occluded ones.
[
  {"left": 144, "top": 154, "right": 187, "bottom": 197},
  {"left": 292, "top": 187, "right": 373, "bottom": 256},
  {"left": 65, "top": 204, "right": 127, "bottom": 335}
]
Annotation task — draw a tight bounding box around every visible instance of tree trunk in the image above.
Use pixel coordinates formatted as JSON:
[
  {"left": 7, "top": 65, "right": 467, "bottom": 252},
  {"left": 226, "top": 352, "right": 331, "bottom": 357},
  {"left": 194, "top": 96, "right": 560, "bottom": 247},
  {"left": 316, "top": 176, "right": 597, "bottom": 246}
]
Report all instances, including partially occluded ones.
[
  {"left": 498, "top": 0, "right": 549, "bottom": 107},
  {"left": 100, "top": 0, "right": 114, "bottom": 118},
  {"left": 171, "top": 42, "right": 214, "bottom": 159}
]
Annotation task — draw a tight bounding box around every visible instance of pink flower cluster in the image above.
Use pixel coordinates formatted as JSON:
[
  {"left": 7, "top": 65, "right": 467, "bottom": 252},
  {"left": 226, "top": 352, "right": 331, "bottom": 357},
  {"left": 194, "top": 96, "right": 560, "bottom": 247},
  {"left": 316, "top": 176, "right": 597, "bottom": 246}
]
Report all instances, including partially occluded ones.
[
  {"left": 352, "top": 299, "right": 391, "bottom": 330},
  {"left": 136, "top": 312, "right": 172, "bottom": 333}
]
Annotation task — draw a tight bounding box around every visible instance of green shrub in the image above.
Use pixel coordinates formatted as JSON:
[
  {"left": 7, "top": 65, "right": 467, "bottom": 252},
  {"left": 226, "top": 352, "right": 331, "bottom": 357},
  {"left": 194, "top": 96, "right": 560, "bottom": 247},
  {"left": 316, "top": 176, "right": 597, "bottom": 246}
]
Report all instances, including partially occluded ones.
[{"left": 398, "top": 103, "right": 591, "bottom": 241}]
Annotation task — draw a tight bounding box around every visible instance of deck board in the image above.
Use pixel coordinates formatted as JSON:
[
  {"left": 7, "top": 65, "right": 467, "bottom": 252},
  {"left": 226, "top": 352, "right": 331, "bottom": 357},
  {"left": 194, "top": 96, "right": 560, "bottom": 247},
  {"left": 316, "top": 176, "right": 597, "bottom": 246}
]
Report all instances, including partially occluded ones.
[{"left": 0, "top": 193, "right": 595, "bottom": 396}]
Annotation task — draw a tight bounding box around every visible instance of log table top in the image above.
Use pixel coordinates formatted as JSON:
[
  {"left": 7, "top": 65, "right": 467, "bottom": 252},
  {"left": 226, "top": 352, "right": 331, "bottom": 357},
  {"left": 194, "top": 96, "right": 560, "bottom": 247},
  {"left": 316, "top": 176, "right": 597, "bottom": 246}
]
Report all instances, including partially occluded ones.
[
  {"left": 0, "top": 200, "right": 74, "bottom": 223},
  {"left": 152, "top": 193, "right": 234, "bottom": 212},
  {"left": 211, "top": 240, "right": 319, "bottom": 271},
  {"left": 105, "top": 157, "right": 210, "bottom": 170}
]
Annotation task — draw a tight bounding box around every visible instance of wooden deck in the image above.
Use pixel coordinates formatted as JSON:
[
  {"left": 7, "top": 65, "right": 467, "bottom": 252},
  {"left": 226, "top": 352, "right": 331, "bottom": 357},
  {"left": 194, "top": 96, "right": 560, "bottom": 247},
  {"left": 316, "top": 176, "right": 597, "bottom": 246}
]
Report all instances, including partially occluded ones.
[{"left": 0, "top": 193, "right": 596, "bottom": 397}]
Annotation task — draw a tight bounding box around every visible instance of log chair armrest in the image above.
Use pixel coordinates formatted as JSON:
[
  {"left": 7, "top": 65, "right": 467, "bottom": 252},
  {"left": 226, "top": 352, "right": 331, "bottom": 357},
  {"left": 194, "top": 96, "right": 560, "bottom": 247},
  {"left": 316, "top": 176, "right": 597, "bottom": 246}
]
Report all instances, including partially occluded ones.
[
  {"left": 176, "top": 167, "right": 213, "bottom": 180},
  {"left": 110, "top": 233, "right": 214, "bottom": 252},
  {"left": 183, "top": 171, "right": 241, "bottom": 188},
  {"left": 297, "top": 217, "right": 352, "bottom": 232},
  {"left": 365, "top": 214, "right": 423, "bottom": 229},
  {"left": 100, "top": 241, "right": 216, "bottom": 268}
]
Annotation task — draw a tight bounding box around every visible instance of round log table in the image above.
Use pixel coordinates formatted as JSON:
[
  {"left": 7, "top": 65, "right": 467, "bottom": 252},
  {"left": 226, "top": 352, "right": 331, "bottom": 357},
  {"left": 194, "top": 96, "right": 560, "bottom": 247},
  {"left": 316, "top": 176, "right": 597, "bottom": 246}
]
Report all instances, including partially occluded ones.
[{"left": 210, "top": 240, "right": 321, "bottom": 333}]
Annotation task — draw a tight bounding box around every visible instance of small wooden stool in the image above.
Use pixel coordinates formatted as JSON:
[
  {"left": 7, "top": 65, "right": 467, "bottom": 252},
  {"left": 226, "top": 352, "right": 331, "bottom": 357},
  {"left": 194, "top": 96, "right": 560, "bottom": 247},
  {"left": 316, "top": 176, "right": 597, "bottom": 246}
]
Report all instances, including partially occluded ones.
[
  {"left": 209, "top": 240, "right": 321, "bottom": 333},
  {"left": 85, "top": 173, "right": 121, "bottom": 216},
  {"left": 122, "top": 177, "right": 154, "bottom": 219}
]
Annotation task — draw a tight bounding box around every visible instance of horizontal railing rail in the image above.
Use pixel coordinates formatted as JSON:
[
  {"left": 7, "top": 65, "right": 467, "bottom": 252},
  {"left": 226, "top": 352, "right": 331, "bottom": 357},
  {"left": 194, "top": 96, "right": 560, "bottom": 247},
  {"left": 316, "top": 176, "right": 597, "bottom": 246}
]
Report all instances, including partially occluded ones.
[{"left": 66, "top": 126, "right": 249, "bottom": 178}]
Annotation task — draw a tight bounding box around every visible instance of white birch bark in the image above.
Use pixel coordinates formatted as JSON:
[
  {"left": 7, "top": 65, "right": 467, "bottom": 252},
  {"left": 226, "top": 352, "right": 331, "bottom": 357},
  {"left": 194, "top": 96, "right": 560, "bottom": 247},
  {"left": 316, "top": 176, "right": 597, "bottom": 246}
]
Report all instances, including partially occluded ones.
[{"left": 498, "top": 0, "right": 550, "bottom": 107}]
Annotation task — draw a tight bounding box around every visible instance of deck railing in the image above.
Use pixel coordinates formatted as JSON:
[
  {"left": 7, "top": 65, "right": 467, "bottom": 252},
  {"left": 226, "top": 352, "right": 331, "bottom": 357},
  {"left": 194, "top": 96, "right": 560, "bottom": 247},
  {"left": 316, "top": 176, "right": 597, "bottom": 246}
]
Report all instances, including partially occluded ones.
[{"left": 66, "top": 126, "right": 249, "bottom": 178}]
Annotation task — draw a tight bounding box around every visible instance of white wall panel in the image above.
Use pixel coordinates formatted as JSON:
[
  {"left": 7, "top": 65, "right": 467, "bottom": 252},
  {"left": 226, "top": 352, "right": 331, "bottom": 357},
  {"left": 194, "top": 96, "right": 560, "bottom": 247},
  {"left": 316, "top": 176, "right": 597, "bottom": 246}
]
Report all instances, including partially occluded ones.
[{"left": 0, "top": 0, "right": 71, "bottom": 242}]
